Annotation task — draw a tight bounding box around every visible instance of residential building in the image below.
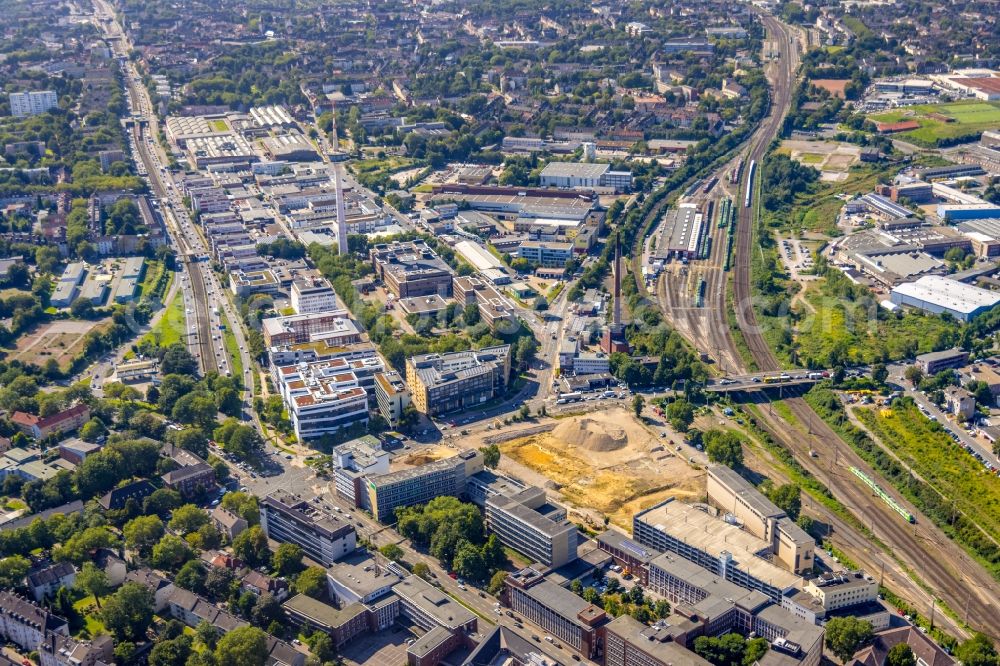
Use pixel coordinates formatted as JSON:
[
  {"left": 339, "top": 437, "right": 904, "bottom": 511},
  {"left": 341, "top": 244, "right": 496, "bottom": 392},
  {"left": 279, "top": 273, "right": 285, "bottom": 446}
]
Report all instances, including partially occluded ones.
[
  {"left": 0, "top": 591, "right": 68, "bottom": 652},
  {"left": 242, "top": 571, "right": 289, "bottom": 600},
  {"left": 27, "top": 563, "right": 76, "bottom": 602},
  {"left": 365, "top": 449, "right": 484, "bottom": 521},
  {"left": 211, "top": 505, "right": 248, "bottom": 540},
  {"left": 161, "top": 462, "right": 216, "bottom": 498},
  {"left": 373, "top": 371, "right": 411, "bottom": 426},
  {"left": 98, "top": 479, "right": 156, "bottom": 511},
  {"left": 370, "top": 240, "right": 454, "bottom": 298},
  {"left": 38, "top": 634, "right": 113, "bottom": 666},
  {"left": 944, "top": 386, "right": 976, "bottom": 419},
  {"left": 291, "top": 279, "right": 339, "bottom": 314},
  {"left": 502, "top": 568, "right": 607, "bottom": 660},
  {"left": 705, "top": 466, "right": 814, "bottom": 574},
  {"left": 125, "top": 568, "right": 176, "bottom": 612},
  {"left": 9, "top": 91, "right": 58, "bottom": 117},
  {"left": 849, "top": 626, "right": 955, "bottom": 666},
  {"left": 406, "top": 345, "right": 511, "bottom": 415},
  {"left": 11, "top": 404, "right": 90, "bottom": 440},
  {"left": 260, "top": 490, "right": 357, "bottom": 566},
  {"left": 485, "top": 487, "right": 578, "bottom": 568}
]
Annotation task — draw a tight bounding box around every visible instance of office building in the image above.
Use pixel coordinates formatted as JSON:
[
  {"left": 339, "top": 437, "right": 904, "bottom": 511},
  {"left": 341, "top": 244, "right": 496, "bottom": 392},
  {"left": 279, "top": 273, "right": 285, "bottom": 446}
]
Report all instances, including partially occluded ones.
[
  {"left": 485, "top": 486, "right": 578, "bottom": 568},
  {"left": 262, "top": 310, "right": 362, "bottom": 347},
  {"left": 597, "top": 530, "right": 662, "bottom": 586},
  {"left": 282, "top": 595, "right": 370, "bottom": 648},
  {"left": 539, "top": 162, "right": 633, "bottom": 192},
  {"left": 517, "top": 240, "right": 575, "bottom": 268},
  {"left": 370, "top": 240, "right": 454, "bottom": 298},
  {"left": 706, "top": 466, "right": 814, "bottom": 574},
  {"left": 915, "top": 348, "right": 969, "bottom": 374},
  {"left": 365, "top": 449, "right": 483, "bottom": 521},
  {"left": 462, "top": 625, "right": 566, "bottom": 666},
  {"left": 260, "top": 490, "right": 357, "bottom": 566},
  {"left": 275, "top": 362, "right": 369, "bottom": 441},
  {"left": 503, "top": 568, "right": 608, "bottom": 660},
  {"left": 9, "top": 91, "right": 58, "bottom": 117},
  {"left": 406, "top": 345, "right": 511, "bottom": 416},
  {"left": 633, "top": 499, "right": 801, "bottom": 602},
  {"left": 332, "top": 435, "right": 391, "bottom": 506},
  {"left": 291, "top": 279, "right": 339, "bottom": 314},
  {"left": 605, "top": 615, "right": 712, "bottom": 666},
  {"left": 373, "top": 370, "right": 411, "bottom": 426}
]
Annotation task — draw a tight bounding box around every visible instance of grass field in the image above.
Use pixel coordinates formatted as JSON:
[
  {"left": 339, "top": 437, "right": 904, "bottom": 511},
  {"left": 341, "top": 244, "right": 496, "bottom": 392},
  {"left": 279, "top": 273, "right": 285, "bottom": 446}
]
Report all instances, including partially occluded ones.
[
  {"left": 763, "top": 164, "right": 882, "bottom": 235},
  {"left": 800, "top": 153, "right": 825, "bottom": 164},
  {"left": 856, "top": 402, "right": 1000, "bottom": 556},
  {"left": 869, "top": 101, "right": 1000, "bottom": 146},
  {"left": 9, "top": 320, "right": 102, "bottom": 370},
  {"left": 140, "top": 291, "right": 186, "bottom": 348},
  {"left": 209, "top": 119, "right": 229, "bottom": 132},
  {"left": 222, "top": 313, "right": 244, "bottom": 382}
]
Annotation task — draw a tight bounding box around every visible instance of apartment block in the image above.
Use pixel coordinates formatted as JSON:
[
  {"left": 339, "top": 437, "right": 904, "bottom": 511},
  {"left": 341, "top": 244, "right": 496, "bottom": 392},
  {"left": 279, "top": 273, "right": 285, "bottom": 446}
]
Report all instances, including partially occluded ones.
[
  {"left": 260, "top": 490, "right": 357, "bottom": 566},
  {"left": 485, "top": 486, "right": 578, "bottom": 569},
  {"left": 706, "top": 466, "right": 814, "bottom": 574},
  {"left": 502, "top": 568, "right": 607, "bottom": 660},
  {"left": 291, "top": 279, "right": 339, "bottom": 314},
  {"left": 370, "top": 240, "right": 454, "bottom": 298},
  {"left": 9, "top": 91, "right": 58, "bottom": 117},
  {"left": 406, "top": 345, "right": 511, "bottom": 416},
  {"left": 365, "top": 449, "right": 483, "bottom": 521},
  {"left": 0, "top": 591, "right": 68, "bottom": 652},
  {"left": 38, "top": 634, "right": 113, "bottom": 666}
]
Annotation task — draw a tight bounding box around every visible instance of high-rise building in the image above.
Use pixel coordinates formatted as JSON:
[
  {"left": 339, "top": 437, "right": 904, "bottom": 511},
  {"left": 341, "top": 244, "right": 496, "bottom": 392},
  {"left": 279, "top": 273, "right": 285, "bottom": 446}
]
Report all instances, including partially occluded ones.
[
  {"left": 260, "top": 490, "right": 357, "bottom": 566},
  {"left": 364, "top": 449, "right": 483, "bottom": 521},
  {"left": 9, "top": 91, "right": 58, "bottom": 117}
]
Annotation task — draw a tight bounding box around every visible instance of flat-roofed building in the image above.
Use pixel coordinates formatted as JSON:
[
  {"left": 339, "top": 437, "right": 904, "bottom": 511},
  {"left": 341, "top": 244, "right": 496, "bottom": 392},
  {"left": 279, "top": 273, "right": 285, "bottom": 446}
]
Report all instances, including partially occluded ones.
[
  {"left": 260, "top": 490, "right": 357, "bottom": 566},
  {"left": 370, "top": 240, "right": 454, "bottom": 298},
  {"left": 406, "top": 345, "right": 511, "bottom": 415},
  {"left": 633, "top": 499, "right": 802, "bottom": 602},
  {"left": 517, "top": 240, "right": 575, "bottom": 267},
  {"left": 281, "top": 595, "right": 369, "bottom": 648},
  {"left": 597, "top": 530, "right": 661, "bottom": 585},
  {"left": 262, "top": 310, "right": 361, "bottom": 347},
  {"left": 605, "top": 614, "right": 712, "bottom": 666},
  {"left": 373, "top": 371, "right": 410, "bottom": 426},
  {"left": 365, "top": 449, "right": 484, "bottom": 521},
  {"left": 485, "top": 487, "right": 578, "bottom": 568},
  {"left": 706, "top": 466, "right": 814, "bottom": 574},
  {"left": 331, "top": 435, "right": 390, "bottom": 506},
  {"left": 891, "top": 275, "right": 1000, "bottom": 322},
  {"left": 276, "top": 365, "right": 368, "bottom": 440},
  {"left": 916, "top": 348, "right": 969, "bottom": 374},
  {"left": 502, "top": 567, "right": 608, "bottom": 660},
  {"left": 291, "top": 279, "right": 338, "bottom": 314},
  {"left": 653, "top": 204, "right": 703, "bottom": 261}
]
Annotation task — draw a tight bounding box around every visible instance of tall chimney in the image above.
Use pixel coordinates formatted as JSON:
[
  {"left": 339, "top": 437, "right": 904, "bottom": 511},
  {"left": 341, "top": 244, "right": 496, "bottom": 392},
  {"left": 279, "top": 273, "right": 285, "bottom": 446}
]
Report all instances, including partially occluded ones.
[
  {"left": 613, "top": 234, "right": 622, "bottom": 327},
  {"left": 334, "top": 165, "right": 348, "bottom": 256}
]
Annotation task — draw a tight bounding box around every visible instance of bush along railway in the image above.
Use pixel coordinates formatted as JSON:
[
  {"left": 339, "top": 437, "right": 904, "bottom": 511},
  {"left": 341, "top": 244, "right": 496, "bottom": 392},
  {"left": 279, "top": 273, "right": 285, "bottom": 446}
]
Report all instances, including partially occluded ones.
[{"left": 851, "top": 467, "right": 916, "bottom": 523}]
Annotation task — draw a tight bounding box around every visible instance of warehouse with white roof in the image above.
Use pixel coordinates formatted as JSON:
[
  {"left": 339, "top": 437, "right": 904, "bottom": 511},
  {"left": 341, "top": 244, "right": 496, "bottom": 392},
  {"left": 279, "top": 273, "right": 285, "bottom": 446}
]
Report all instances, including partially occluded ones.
[{"left": 890, "top": 275, "right": 1000, "bottom": 321}]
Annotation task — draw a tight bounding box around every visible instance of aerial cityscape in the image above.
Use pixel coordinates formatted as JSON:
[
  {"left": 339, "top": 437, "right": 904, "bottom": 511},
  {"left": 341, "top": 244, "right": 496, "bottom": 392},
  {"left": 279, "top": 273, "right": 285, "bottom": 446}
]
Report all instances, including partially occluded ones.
[{"left": 0, "top": 1, "right": 999, "bottom": 666}]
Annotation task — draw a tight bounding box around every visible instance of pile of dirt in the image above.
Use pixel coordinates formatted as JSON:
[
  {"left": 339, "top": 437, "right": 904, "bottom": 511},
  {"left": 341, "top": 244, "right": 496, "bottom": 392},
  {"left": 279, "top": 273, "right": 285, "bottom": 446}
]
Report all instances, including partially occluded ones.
[{"left": 552, "top": 417, "right": 628, "bottom": 452}]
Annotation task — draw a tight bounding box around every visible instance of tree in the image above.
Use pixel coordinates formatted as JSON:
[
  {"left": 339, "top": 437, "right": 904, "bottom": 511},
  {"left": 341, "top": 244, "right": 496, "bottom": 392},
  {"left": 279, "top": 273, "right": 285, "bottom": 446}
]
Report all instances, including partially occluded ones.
[
  {"left": 172, "top": 428, "right": 209, "bottom": 459},
  {"left": 904, "top": 365, "right": 923, "bottom": 387},
  {"left": 232, "top": 526, "right": 270, "bottom": 567},
  {"left": 101, "top": 582, "right": 154, "bottom": 642},
  {"left": 169, "top": 504, "right": 210, "bottom": 534},
  {"left": 0, "top": 555, "right": 30, "bottom": 588},
  {"left": 825, "top": 617, "right": 873, "bottom": 663},
  {"left": 886, "top": 644, "right": 916, "bottom": 666},
  {"left": 487, "top": 571, "right": 508, "bottom": 595},
  {"left": 704, "top": 430, "right": 744, "bottom": 468},
  {"left": 161, "top": 344, "right": 198, "bottom": 376},
  {"left": 306, "top": 631, "right": 336, "bottom": 662},
  {"left": 149, "top": 635, "right": 193, "bottom": 666},
  {"left": 480, "top": 444, "right": 500, "bottom": 469},
  {"left": 251, "top": 593, "right": 283, "bottom": 626},
  {"left": 955, "top": 633, "right": 999, "bottom": 666},
  {"left": 123, "top": 515, "right": 165, "bottom": 556},
  {"left": 294, "top": 566, "right": 327, "bottom": 598},
  {"left": 204, "top": 566, "right": 235, "bottom": 601},
  {"left": 144, "top": 488, "right": 183, "bottom": 516},
  {"left": 871, "top": 363, "right": 888, "bottom": 385},
  {"left": 768, "top": 484, "right": 802, "bottom": 521},
  {"left": 79, "top": 418, "right": 106, "bottom": 443},
  {"left": 196, "top": 620, "right": 221, "bottom": 650},
  {"left": 75, "top": 562, "right": 111, "bottom": 608},
  {"left": 215, "top": 626, "right": 269, "bottom": 666},
  {"left": 175, "top": 560, "right": 207, "bottom": 594},
  {"left": 273, "top": 542, "right": 304, "bottom": 576},
  {"left": 379, "top": 543, "right": 404, "bottom": 562},
  {"left": 452, "top": 540, "right": 488, "bottom": 582},
  {"left": 151, "top": 534, "right": 193, "bottom": 571},
  {"left": 666, "top": 399, "right": 694, "bottom": 431},
  {"left": 221, "top": 491, "right": 260, "bottom": 525},
  {"left": 632, "top": 394, "right": 645, "bottom": 418}
]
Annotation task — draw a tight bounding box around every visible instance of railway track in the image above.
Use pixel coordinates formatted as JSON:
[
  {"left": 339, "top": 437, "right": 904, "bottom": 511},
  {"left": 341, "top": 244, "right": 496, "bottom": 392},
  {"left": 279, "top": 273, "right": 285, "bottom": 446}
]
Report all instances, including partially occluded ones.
[{"left": 727, "top": 16, "right": 1000, "bottom": 639}]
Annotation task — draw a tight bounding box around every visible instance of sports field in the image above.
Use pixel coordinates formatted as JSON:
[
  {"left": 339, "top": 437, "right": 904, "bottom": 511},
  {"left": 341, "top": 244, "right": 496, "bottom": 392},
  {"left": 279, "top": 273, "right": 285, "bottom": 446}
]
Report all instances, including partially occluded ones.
[{"left": 869, "top": 101, "right": 1000, "bottom": 146}]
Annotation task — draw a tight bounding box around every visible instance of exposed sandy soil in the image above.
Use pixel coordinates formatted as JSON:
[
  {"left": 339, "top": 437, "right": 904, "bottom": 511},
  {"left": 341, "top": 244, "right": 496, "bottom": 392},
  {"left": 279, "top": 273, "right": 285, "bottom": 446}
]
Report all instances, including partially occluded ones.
[{"left": 500, "top": 407, "right": 704, "bottom": 528}]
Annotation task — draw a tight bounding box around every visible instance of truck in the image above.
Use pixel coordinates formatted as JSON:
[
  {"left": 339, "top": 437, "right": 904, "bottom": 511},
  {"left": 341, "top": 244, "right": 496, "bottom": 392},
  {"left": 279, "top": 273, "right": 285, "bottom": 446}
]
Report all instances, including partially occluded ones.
[{"left": 558, "top": 392, "right": 583, "bottom": 403}]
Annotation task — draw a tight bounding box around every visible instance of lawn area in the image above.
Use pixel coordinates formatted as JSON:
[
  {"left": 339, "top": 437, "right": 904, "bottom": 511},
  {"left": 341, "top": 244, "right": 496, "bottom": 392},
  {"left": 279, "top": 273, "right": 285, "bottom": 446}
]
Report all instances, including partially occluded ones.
[
  {"left": 72, "top": 596, "right": 107, "bottom": 638},
  {"left": 800, "top": 153, "right": 825, "bottom": 164},
  {"left": 140, "top": 291, "right": 186, "bottom": 348},
  {"left": 869, "top": 101, "right": 1000, "bottom": 146},
  {"left": 2, "top": 497, "right": 26, "bottom": 511},
  {"left": 138, "top": 259, "right": 165, "bottom": 298},
  {"left": 221, "top": 314, "right": 244, "bottom": 383},
  {"left": 209, "top": 119, "right": 229, "bottom": 132},
  {"left": 856, "top": 402, "right": 1000, "bottom": 560},
  {"left": 762, "top": 164, "right": 883, "bottom": 236}
]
